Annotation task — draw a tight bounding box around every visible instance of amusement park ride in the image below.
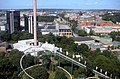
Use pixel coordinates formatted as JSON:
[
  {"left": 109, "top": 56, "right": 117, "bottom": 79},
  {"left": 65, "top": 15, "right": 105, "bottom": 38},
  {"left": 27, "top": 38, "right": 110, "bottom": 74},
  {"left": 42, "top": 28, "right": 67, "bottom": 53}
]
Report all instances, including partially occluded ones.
[{"left": 13, "top": 0, "right": 111, "bottom": 79}]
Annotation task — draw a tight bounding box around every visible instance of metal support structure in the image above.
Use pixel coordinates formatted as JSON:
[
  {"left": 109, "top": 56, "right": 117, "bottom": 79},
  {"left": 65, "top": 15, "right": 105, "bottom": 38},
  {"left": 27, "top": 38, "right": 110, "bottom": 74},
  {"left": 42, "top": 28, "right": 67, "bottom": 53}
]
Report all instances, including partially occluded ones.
[
  {"left": 18, "top": 66, "right": 21, "bottom": 77},
  {"left": 95, "top": 73, "right": 99, "bottom": 78},
  {"left": 52, "top": 54, "right": 54, "bottom": 71},
  {"left": 18, "top": 66, "right": 21, "bottom": 74},
  {"left": 34, "top": 57, "right": 37, "bottom": 64},
  {"left": 44, "top": 51, "right": 47, "bottom": 68},
  {"left": 27, "top": 71, "right": 30, "bottom": 79},
  {"left": 71, "top": 62, "right": 74, "bottom": 75},
  {"left": 58, "top": 54, "right": 60, "bottom": 66}
]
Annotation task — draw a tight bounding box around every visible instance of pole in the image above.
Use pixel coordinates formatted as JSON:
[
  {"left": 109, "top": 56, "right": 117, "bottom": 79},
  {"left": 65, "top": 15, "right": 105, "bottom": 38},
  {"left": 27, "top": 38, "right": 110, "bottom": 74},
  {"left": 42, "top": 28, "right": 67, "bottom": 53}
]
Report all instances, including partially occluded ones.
[
  {"left": 71, "top": 62, "right": 73, "bottom": 75},
  {"left": 52, "top": 54, "right": 54, "bottom": 71},
  {"left": 58, "top": 53, "right": 60, "bottom": 66},
  {"left": 33, "top": 0, "right": 37, "bottom": 46},
  {"left": 34, "top": 57, "right": 36, "bottom": 64}
]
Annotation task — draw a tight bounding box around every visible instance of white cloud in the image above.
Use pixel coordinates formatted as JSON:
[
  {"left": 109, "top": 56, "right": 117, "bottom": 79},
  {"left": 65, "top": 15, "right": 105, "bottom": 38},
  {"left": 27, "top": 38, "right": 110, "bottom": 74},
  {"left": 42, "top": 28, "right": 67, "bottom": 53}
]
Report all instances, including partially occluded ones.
[{"left": 95, "top": 2, "right": 98, "bottom": 4}]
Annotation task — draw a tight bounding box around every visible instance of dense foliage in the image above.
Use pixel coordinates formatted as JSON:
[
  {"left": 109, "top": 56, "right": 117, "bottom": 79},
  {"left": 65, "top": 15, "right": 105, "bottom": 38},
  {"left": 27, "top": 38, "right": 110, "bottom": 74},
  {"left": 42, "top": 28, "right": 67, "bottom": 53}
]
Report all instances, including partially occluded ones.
[
  {"left": 78, "top": 30, "right": 88, "bottom": 36},
  {"left": 0, "top": 31, "right": 33, "bottom": 42},
  {"left": 109, "top": 31, "right": 120, "bottom": 42},
  {"left": 0, "top": 50, "right": 23, "bottom": 79},
  {"left": 0, "top": 32, "right": 120, "bottom": 78},
  {"left": 102, "top": 12, "right": 120, "bottom": 23},
  {"left": 0, "top": 31, "right": 11, "bottom": 42},
  {"left": 0, "top": 49, "right": 36, "bottom": 79},
  {"left": 27, "top": 66, "right": 49, "bottom": 79},
  {"left": 54, "top": 69, "right": 68, "bottom": 79},
  {"left": 69, "top": 20, "right": 78, "bottom": 32},
  {"left": 38, "top": 33, "right": 120, "bottom": 78}
]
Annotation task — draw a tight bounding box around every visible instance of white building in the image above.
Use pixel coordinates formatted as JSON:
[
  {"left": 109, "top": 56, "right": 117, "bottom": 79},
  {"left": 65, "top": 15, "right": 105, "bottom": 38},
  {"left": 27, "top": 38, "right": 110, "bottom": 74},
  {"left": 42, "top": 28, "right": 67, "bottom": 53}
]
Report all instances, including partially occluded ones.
[
  {"left": 0, "top": 24, "right": 6, "bottom": 31},
  {"left": 83, "top": 26, "right": 120, "bottom": 34},
  {"left": 13, "top": 39, "right": 59, "bottom": 56},
  {"left": 28, "top": 15, "right": 33, "bottom": 34},
  {"left": 38, "top": 22, "right": 59, "bottom": 36}
]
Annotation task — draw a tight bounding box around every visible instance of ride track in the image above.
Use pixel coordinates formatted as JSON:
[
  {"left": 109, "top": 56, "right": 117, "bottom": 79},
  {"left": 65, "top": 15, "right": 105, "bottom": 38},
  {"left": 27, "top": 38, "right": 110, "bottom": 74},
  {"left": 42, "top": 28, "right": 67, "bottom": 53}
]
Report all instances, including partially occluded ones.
[
  {"left": 18, "top": 47, "right": 110, "bottom": 79},
  {"left": 18, "top": 47, "right": 72, "bottom": 79}
]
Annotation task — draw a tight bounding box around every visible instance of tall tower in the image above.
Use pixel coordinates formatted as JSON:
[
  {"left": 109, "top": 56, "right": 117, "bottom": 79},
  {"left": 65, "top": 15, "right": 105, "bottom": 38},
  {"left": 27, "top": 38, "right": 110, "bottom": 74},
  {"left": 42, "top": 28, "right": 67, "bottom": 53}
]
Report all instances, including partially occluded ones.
[{"left": 33, "top": 0, "right": 37, "bottom": 46}]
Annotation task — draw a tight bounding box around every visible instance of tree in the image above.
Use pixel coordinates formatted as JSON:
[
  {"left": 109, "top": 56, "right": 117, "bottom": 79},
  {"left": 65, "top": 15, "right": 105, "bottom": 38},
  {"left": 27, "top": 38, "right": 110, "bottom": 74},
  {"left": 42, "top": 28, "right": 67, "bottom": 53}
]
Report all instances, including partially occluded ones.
[
  {"left": 0, "top": 52, "right": 15, "bottom": 79},
  {"left": 94, "top": 55, "right": 113, "bottom": 73},
  {"left": 22, "top": 54, "right": 35, "bottom": 68},
  {"left": 102, "top": 12, "right": 120, "bottom": 23},
  {"left": 69, "top": 20, "right": 78, "bottom": 32},
  {"left": 77, "top": 44, "right": 89, "bottom": 53},
  {"left": 86, "top": 66, "right": 94, "bottom": 77},
  {"left": 0, "top": 32, "right": 11, "bottom": 42},
  {"left": 19, "top": 32, "right": 33, "bottom": 40},
  {"left": 28, "top": 66, "right": 49, "bottom": 79},
  {"left": 78, "top": 30, "right": 88, "bottom": 36},
  {"left": 37, "top": 32, "right": 45, "bottom": 42},
  {"left": 9, "top": 49, "right": 23, "bottom": 67},
  {"left": 44, "top": 33, "right": 56, "bottom": 43},
  {"left": 11, "top": 71, "right": 19, "bottom": 79},
  {"left": 89, "top": 30, "right": 95, "bottom": 35},
  {"left": 11, "top": 32, "right": 20, "bottom": 42},
  {"left": 102, "top": 50, "right": 112, "bottom": 58},
  {"left": 74, "top": 67, "right": 86, "bottom": 78},
  {"left": 54, "top": 69, "right": 68, "bottom": 79},
  {"left": 109, "top": 31, "right": 120, "bottom": 42}
]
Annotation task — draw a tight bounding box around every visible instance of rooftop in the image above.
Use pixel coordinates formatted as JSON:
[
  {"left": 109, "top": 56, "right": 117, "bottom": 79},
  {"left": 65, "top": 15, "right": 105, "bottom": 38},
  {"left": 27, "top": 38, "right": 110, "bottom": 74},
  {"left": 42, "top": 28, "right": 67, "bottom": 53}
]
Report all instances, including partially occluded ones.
[
  {"left": 88, "top": 26, "right": 113, "bottom": 30},
  {"left": 91, "top": 36, "right": 113, "bottom": 45},
  {"left": 13, "top": 39, "right": 59, "bottom": 56},
  {"left": 46, "top": 24, "right": 56, "bottom": 29},
  {"left": 74, "top": 36, "right": 94, "bottom": 42},
  {"left": 41, "top": 29, "right": 58, "bottom": 32},
  {"left": 59, "top": 24, "right": 71, "bottom": 29}
]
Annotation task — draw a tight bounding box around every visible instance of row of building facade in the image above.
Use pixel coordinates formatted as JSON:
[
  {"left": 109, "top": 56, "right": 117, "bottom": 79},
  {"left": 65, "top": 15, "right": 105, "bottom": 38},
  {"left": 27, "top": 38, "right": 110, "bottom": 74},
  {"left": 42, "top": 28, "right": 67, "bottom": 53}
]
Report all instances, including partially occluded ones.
[{"left": 0, "top": 10, "right": 73, "bottom": 38}]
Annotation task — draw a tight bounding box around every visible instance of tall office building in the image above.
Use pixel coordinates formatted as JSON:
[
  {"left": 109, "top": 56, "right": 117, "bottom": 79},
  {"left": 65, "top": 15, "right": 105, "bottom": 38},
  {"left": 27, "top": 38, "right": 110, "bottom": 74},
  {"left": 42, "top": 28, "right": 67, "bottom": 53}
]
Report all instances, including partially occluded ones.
[
  {"left": 6, "top": 10, "right": 20, "bottom": 33},
  {"left": 23, "top": 14, "right": 29, "bottom": 31},
  {"left": 28, "top": 15, "right": 33, "bottom": 34}
]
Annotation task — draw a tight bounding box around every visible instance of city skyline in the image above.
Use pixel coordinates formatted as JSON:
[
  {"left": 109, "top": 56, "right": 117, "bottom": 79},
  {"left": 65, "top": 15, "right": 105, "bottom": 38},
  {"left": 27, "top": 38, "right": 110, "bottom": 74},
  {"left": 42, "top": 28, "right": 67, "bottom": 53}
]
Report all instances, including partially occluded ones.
[{"left": 0, "top": 0, "right": 120, "bottom": 9}]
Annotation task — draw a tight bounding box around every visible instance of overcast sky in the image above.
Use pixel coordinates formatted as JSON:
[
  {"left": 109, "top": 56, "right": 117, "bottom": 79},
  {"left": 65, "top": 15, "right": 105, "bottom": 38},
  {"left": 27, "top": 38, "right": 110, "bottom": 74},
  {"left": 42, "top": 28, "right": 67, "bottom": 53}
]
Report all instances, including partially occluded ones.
[{"left": 0, "top": 0, "right": 120, "bottom": 9}]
